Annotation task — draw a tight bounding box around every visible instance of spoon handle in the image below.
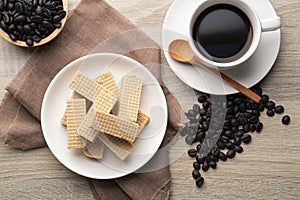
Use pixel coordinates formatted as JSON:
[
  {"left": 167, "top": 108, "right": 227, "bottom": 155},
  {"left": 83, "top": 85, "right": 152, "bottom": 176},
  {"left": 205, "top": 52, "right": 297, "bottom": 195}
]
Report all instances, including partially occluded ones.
[{"left": 191, "top": 57, "right": 262, "bottom": 103}]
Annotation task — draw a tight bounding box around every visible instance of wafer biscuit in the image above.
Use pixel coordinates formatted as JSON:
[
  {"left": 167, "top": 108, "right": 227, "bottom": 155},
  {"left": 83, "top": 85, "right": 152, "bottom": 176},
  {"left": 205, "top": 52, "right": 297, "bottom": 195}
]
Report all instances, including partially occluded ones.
[
  {"left": 69, "top": 71, "right": 96, "bottom": 101},
  {"left": 117, "top": 75, "right": 142, "bottom": 122},
  {"left": 61, "top": 92, "right": 84, "bottom": 126},
  {"left": 66, "top": 99, "right": 86, "bottom": 149},
  {"left": 94, "top": 84, "right": 118, "bottom": 114},
  {"left": 98, "top": 133, "right": 135, "bottom": 160},
  {"left": 77, "top": 107, "right": 99, "bottom": 142},
  {"left": 83, "top": 138, "right": 105, "bottom": 159},
  {"left": 97, "top": 71, "right": 118, "bottom": 94},
  {"left": 137, "top": 110, "right": 150, "bottom": 128},
  {"left": 95, "top": 112, "right": 140, "bottom": 143}
]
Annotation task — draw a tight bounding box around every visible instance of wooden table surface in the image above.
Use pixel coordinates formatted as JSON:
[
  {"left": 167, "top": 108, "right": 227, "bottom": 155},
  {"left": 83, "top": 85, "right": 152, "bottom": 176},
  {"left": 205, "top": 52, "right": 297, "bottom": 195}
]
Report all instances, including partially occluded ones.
[{"left": 0, "top": 0, "right": 299, "bottom": 199}]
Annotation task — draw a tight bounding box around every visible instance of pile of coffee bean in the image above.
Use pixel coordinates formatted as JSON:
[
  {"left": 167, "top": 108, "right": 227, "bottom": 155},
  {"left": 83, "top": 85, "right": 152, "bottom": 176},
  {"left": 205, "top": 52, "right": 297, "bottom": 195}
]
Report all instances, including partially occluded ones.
[
  {"left": 0, "top": 0, "right": 66, "bottom": 46},
  {"left": 181, "top": 87, "right": 291, "bottom": 188}
]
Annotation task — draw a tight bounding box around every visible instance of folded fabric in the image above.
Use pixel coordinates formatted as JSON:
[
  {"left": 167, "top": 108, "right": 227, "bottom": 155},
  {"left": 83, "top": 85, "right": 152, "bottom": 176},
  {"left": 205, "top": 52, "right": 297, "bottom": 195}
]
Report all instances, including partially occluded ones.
[{"left": 0, "top": 0, "right": 181, "bottom": 199}]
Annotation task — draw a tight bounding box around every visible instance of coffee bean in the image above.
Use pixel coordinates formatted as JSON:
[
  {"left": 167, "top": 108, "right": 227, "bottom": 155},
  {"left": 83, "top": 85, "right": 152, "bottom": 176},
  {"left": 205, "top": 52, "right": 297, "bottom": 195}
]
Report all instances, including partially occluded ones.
[
  {"left": 7, "top": 2, "right": 13, "bottom": 10},
  {"left": 256, "top": 122, "right": 263, "bottom": 133},
  {"left": 23, "top": 24, "right": 31, "bottom": 34},
  {"left": 202, "top": 161, "right": 209, "bottom": 171},
  {"left": 266, "top": 101, "right": 275, "bottom": 110},
  {"left": 0, "top": 20, "right": 7, "bottom": 31},
  {"left": 249, "top": 116, "right": 259, "bottom": 124},
  {"left": 226, "top": 149, "right": 236, "bottom": 159},
  {"left": 33, "top": 35, "right": 41, "bottom": 42},
  {"left": 211, "top": 147, "right": 220, "bottom": 157},
  {"left": 282, "top": 115, "right": 290, "bottom": 125},
  {"left": 196, "top": 155, "right": 204, "bottom": 164},
  {"left": 31, "top": 14, "right": 41, "bottom": 23},
  {"left": 225, "top": 141, "right": 234, "bottom": 150},
  {"left": 53, "top": 22, "right": 61, "bottom": 28},
  {"left": 233, "top": 97, "right": 242, "bottom": 105},
  {"left": 236, "top": 129, "right": 244, "bottom": 138},
  {"left": 41, "top": 20, "right": 51, "bottom": 28},
  {"left": 217, "top": 140, "right": 225, "bottom": 150},
  {"left": 219, "top": 152, "right": 227, "bottom": 161},
  {"left": 243, "top": 123, "right": 250, "bottom": 133},
  {"left": 25, "top": 38, "right": 33, "bottom": 46},
  {"left": 241, "top": 133, "right": 251, "bottom": 144},
  {"left": 188, "top": 149, "right": 197, "bottom": 158},
  {"left": 195, "top": 177, "right": 204, "bottom": 188},
  {"left": 235, "top": 145, "right": 243, "bottom": 153},
  {"left": 249, "top": 124, "right": 256, "bottom": 132},
  {"left": 266, "top": 109, "right": 275, "bottom": 117},
  {"left": 252, "top": 109, "right": 260, "bottom": 117},
  {"left": 192, "top": 169, "right": 201, "bottom": 179},
  {"left": 258, "top": 103, "right": 265, "bottom": 112},
  {"left": 234, "top": 137, "right": 241, "bottom": 146},
  {"left": 193, "top": 162, "right": 201, "bottom": 170},
  {"left": 208, "top": 161, "right": 217, "bottom": 169},
  {"left": 274, "top": 105, "right": 284, "bottom": 114},
  {"left": 35, "top": 5, "right": 42, "bottom": 14},
  {"left": 198, "top": 95, "right": 207, "bottom": 103},
  {"left": 203, "top": 101, "right": 210, "bottom": 109},
  {"left": 9, "top": 32, "right": 16, "bottom": 40}
]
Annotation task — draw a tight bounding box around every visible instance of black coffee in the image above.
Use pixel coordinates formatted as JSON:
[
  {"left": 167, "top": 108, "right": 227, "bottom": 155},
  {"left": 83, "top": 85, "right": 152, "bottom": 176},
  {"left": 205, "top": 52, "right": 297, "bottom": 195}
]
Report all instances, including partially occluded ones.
[{"left": 193, "top": 4, "right": 253, "bottom": 63}]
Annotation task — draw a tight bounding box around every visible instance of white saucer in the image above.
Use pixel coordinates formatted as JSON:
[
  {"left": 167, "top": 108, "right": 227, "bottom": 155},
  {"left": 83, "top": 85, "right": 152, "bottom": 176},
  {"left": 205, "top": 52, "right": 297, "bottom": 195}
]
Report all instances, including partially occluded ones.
[
  {"left": 162, "top": 0, "right": 280, "bottom": 95},
  {"left": 41, "top": 53, "right": 167, "bottom": 179}
]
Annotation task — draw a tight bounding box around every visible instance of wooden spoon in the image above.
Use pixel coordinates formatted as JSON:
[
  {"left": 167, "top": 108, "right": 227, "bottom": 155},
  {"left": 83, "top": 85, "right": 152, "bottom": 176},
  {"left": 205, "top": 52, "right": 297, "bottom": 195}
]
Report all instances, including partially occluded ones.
[
  {"left": 0, "top": 0, "right": 68, "bottom": 47},
  {"left": 168, "top": 39, "right": 261, "bottom": 103}
]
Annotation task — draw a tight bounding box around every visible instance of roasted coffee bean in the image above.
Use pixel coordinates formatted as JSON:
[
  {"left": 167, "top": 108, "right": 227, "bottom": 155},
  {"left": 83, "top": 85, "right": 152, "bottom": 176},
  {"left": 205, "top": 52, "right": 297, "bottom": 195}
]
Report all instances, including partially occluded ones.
[
  {"left": 9, "top": 32, "right": 16, "bottom": 40},
  {"left": 53, "top": 22, "right": 61, "bottom": 28},
  {"left": 219, "top": 152, "right": 227, "bottom": 161},
  {"left": 203, "top": 101, "right": 210, "bottom": 109},
  {"left": 249, "top": 124, "right": 256, "bottom": 132},
  {"left": 209, "top": 155, "right": 219, "bottom": 162},
  {"left": 258, "top": 103, "right": 265, "bottom": 112},
  {"left": 193, "top": 162, "right": 201, "bottom": 170},
  {"left": 274, "top": 105, "right": 284, "bottom": 114},
  {"left": 235, "top": 145, "right": 243, "bottom": 153},
  {"left": 202, "top": 161, "right": 209, "bottom": 171},
  {"left": 256, "top": 122, "right": 263, "bottom": 133},
  {"left": 225, "top": 141, "right": 234, "bottom": 150},
  {"left": 188, "top": 149, "right": 197, "bottom": 158},
  {"left": 239, "top": 103, "right": 246, "bottom": 112},
  {"left": 0, "top": 20, "right": 7, "bottom": 31},
  {"left": 196, "top": 143, "right": 202, "bottom": 152},
  {"left": 234, "top": 137, "right": 241, "bottom": 146},
  {"left": 192, "top": 169, "right": 201, "bottom": 179},
  {"left": 32, "top": 35, "right": 41, "bottom": 42},
  {"left": 241, "top": 133, "right": 251, "bottom": 144},
  {"left": 208, "top": 161, "right": 217, "bottom": 169},
  {"left": 236, "top": 129, "right": 244, "bottom": 138},
  {"left": 252, "top": 109, "right": 260, "bottom": 117},
  {"left": 2, "top": 12, "right": 10, "bottom": 23},
  {"left": 195, "top": 177, "right": 204, "bottom": 188},
  {"left": 211, "top": 147, "right": 220, "bottom": 157},
  {"left": 15, "top": 14, "right": 25, "bottom": 24},
  {"left": 266, "top": 101, "right": 275, "bottom": 109},
  {"left": 202, "top": 122, "right": 208, "bottom": 131},
  {"left": 233, "top": 97, "right": 242, "bottom": 105},
  {"left": 196, "top": 155, "right": 204, "bottom": 164},
  {"left": 282, "top": 115, "right": 290, "bottom": 125},
  {"left": 224, "top": 130, "right": 233, "bottom": 138},
  {"left": 35, "top": 5, "right": 42, "bottom": 14},
  {"left": 226, "top": 149, "right": 236, "bottom": 159},
  {"left": 25, "top": 38, "right": 33, "bottom": 46},
  {"left": 243, "top": 123, "right": 250, "bottom": 133},
  {"left": 217, "top": 140, "right": 225, "bottom": 150},
  {"left": 31, "top": 14, "right": 41, "bottom": 23},
  {"left": 249, "top": 116, "right": 259, "bottom": 124},
  {"left": 198, "top": 95, "right": 207, "bottom": 103},
  {"left": 266, "top": 109, "right": 275, "bottom": 117}
]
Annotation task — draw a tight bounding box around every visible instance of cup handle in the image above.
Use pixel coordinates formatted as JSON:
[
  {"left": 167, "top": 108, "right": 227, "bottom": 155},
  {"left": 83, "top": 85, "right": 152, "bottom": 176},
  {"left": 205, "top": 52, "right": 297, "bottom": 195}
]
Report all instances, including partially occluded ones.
[{"left": 261, "top": 16, "right": 281, "bottom": 32}]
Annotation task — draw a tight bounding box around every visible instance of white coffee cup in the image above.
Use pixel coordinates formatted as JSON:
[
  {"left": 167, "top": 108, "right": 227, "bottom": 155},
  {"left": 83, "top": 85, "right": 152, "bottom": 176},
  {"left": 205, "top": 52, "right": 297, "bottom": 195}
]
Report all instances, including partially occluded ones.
[{"left": 188, "top": 0, "right": 281, "bottom": 70}]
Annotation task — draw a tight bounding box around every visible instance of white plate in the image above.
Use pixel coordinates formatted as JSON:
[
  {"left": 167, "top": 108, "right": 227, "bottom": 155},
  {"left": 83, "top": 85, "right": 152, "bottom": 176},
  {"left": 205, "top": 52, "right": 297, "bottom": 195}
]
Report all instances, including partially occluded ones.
[
  {"left": 162, "top": 0, "right": 281, "bottom": 95},
  {"left": 41, "top": 53, "right": 168, "bottom": 179}
]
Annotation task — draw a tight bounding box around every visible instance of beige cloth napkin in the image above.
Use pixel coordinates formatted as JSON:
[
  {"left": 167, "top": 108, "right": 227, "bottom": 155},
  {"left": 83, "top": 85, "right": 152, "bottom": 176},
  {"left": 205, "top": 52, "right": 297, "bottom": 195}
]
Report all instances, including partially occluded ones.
[{"left": 0, "top": 0, "right": 181, "bottom": 199}]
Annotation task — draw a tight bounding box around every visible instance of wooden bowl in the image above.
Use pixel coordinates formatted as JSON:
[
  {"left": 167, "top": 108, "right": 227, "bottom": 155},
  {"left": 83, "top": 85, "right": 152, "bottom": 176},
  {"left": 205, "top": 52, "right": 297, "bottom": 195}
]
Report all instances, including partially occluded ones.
[{"left": 0, "top": 0, "right": 68, "bottom": 47}]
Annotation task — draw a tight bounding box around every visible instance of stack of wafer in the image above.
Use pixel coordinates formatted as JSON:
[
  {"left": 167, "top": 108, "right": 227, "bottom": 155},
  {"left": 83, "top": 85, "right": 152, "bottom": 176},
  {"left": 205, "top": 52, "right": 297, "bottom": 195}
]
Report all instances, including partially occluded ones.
[{"left": 61, "top": 70, "right": 150, "bottom": 160}]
